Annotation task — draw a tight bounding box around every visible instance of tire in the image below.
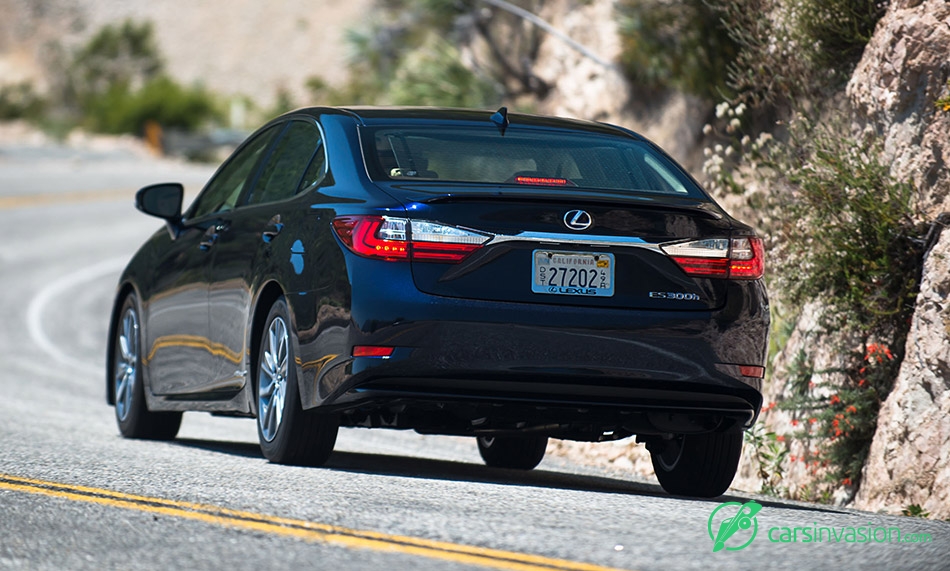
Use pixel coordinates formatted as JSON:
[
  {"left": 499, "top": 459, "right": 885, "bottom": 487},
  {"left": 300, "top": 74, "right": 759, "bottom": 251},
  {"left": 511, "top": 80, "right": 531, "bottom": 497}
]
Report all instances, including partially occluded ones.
[
  {"left": 477, "top": 435, "right": 548, "bottom": 470},
  {"left": 111, "top": 293, "right": 182, "bottom": 440},
  {"left": 649, "top": 431, "right": 743, "bottom": 497},
  {"left": 256, "top": 297, "right": 338, "bottom": 466}
]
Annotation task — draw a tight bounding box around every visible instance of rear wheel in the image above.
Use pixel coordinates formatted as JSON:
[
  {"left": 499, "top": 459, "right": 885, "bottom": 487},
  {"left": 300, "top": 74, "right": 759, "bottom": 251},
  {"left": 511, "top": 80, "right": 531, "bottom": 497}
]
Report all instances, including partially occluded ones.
[
  {"left": 649, "top": 431, "right": 743, "bottom": 497},
  {"left": 256, "top": 297, "right": 338, "bottom": 466},
  {"left": 477, "top": 435, "right": 548, "bottom": 470},
  {"left": 111, "top": 294, "right": 182, "bottom": 440}
]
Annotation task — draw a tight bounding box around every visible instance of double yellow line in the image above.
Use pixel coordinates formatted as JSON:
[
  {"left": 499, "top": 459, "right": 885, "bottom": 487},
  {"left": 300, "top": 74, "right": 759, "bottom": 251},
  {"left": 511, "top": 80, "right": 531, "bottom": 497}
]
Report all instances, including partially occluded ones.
[{"left": 0, "top": 474, "right": 626, "bottom": 571}]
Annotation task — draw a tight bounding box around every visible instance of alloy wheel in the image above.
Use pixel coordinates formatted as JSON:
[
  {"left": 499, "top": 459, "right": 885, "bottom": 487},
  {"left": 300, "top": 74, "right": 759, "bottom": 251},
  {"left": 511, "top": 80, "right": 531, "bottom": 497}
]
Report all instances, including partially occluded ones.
[
  {"left": 258, "top": 315, "right": 289, "bottom": 442},
  {"left": 114, "top": 307, "right": 139, "bottom": 422}
]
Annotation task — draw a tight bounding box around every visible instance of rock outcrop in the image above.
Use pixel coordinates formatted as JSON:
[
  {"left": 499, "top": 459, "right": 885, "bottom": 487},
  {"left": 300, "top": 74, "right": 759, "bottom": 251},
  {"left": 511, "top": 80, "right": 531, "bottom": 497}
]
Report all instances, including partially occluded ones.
[
  {"left": 550, "top": 0, "right": 950, "bottom": 515},
  {"left": 854, "top": 225, "right": 950, "bottom": 518},
  {"left": 844, "top": 0, "right": 950, "bottom": 518},
  {"left": 531, "top": 0, "right": 706, "bottom": 164},
  {"left": 847, "top": 0, "right": 950, "bottom": 217}
]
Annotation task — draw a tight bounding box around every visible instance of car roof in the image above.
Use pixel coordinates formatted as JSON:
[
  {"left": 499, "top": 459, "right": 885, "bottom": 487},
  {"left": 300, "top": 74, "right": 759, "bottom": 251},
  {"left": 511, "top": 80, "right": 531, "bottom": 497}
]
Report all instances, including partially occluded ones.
[{"left": 286, "top": 106, "right": 642, "bottom": 139}]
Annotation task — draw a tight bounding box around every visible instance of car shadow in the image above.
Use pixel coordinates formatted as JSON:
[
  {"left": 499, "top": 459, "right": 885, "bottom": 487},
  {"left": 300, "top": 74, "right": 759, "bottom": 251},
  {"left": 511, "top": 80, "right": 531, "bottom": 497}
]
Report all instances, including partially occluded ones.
[
  {"left": 172, "top": 436, "right": 666, "bottom": 497},
  {"left": 170, "top": 437, "right": 851, "bottom": 514}
]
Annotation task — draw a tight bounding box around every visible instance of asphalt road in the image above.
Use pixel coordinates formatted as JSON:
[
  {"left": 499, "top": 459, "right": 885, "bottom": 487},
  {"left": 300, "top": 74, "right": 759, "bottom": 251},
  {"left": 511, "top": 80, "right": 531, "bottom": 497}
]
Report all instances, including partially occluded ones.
[{"left": 1, "top": 138, "right": 948, "bottom": 571}]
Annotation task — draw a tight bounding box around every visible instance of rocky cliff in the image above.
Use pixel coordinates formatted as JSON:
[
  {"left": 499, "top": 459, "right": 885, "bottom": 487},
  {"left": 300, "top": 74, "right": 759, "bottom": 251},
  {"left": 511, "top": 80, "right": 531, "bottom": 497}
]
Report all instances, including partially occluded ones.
[
  {"left": 540, "top": 0, "right": 950, "bottom": 517},
  {"left": 528, "top": 0, "right": 707, "bottom": 164},
  {"left": 847, "top": 0, "right": 950, "bottom": 518}
]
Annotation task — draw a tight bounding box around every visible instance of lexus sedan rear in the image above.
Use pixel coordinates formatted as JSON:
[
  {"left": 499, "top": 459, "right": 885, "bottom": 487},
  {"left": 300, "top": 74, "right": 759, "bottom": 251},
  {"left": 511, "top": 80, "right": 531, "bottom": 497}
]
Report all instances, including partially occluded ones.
[{"left": 107, "top": 106, "right": 768, "bottom": 497}]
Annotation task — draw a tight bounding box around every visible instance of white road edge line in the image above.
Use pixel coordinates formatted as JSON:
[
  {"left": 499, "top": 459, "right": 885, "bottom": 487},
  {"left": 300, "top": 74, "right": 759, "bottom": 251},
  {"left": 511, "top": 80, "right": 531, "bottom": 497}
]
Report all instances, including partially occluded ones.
[{"left": 26, "top": 257, "right": 129, "bottom": 379}]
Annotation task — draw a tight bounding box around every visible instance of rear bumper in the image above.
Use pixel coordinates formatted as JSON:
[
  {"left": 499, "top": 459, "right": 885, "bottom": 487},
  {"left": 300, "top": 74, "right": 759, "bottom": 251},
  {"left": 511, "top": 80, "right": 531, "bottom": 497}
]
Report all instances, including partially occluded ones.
[{"left": 291, "top": 262, "right": 769, "bottom": 431}]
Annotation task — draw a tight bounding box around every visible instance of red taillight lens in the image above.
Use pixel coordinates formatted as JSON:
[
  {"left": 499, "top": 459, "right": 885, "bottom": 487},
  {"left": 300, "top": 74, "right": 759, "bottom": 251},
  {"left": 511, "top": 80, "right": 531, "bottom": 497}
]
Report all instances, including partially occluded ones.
[
  {"left": 728, "top": 237, "right": 765, "bottom": 279},
  {"left": 662, "top": 236, "right": 765, "bottom": 280},
  {"left": 332, "top": 216, "right": 488, "bottom": 263},
  {"left": 332, "top": 216, "right": 408, "bottom": 261}
]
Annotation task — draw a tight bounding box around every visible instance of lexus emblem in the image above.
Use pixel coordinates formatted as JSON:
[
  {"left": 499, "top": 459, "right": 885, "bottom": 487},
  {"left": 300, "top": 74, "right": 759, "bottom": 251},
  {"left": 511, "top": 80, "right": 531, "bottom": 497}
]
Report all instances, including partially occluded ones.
[{"left": 563, "top": 209, "right": 592, "bottom": 231}]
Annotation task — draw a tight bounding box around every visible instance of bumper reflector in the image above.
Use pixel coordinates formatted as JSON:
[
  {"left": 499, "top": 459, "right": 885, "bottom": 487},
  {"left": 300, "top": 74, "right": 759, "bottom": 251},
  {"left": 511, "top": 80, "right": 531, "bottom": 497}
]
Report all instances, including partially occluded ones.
[
  {"left": 739, "top": 365, "right": 765, "bottom": 378},
  {"left": 353, "top": 345, "right": 395, "bottom": 358}
]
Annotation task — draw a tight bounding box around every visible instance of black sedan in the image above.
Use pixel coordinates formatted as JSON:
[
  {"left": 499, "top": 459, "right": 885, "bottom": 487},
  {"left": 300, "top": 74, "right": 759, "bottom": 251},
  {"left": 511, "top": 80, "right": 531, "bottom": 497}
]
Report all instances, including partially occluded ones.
[{"left": 107, "top": 106, "right": 768, "bottom": 497}]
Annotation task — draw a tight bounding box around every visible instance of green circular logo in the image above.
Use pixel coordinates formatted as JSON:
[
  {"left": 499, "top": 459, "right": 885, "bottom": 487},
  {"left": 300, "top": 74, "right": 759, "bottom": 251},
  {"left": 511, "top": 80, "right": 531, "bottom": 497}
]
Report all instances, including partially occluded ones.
[{"left": 708, "top": 501, "right": 762, "bottom": 552}]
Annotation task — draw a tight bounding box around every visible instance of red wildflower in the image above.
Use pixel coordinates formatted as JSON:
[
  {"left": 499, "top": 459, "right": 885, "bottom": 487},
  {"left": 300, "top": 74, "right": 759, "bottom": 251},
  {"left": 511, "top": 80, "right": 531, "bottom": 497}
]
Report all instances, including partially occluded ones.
[
  {"left": 776, "top": 435, "right": 786, "bottom": 442},
  {"left": 830, "top": 394, "right": 841, "bottom": 405},
  {"left": 847, "top": 405, "right": 857, "bottom": 414},
  {"left": 791, "top": 419, "right": 799, "bottom": 426},
  {"left": 843, "top": 478, "right": 852, "bottom": 486}
]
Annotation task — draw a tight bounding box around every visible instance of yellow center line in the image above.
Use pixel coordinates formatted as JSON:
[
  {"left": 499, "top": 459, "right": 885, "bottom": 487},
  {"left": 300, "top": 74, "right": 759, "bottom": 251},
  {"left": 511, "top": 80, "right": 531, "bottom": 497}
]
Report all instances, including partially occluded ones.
[
  {"left": 0, "top": 474, "right": 628, "bottom": 571},
  {"left": 0, "top": 188, "right": 134, "bottom": 210}
]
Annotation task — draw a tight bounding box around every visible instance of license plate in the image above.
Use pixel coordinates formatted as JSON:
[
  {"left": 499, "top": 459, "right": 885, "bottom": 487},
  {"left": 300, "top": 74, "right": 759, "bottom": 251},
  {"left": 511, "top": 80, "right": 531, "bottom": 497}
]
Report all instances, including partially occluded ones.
[{"left": 532, "top": 250, "right": 615, "bottom": 297}]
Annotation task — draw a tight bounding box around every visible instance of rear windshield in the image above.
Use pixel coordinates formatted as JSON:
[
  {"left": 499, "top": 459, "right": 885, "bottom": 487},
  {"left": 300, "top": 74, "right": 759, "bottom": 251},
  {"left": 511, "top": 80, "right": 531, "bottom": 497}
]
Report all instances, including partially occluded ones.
[{"left": 360, "top": 125, "right": 703, "bottom": 197}]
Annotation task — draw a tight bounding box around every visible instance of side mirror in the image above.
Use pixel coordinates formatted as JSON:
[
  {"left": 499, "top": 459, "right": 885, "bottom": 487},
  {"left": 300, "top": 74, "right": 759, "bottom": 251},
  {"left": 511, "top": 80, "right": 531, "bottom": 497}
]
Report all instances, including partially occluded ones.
[{"left": 135, "top": 183, "right": 183, "bottom": 220}]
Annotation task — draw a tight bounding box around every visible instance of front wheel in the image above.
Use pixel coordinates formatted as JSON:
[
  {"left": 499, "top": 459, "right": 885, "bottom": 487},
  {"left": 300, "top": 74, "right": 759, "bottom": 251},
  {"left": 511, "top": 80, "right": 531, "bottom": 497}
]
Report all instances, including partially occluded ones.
[
  {"left": 256, "top": 297, "right": 338, "bottom": 466},
  {"left": 111, "top": 293, "right": 181, "bottom": 440},
  {"left": 477, "top": 435, "right": 548, "bottom": 470},
  {"left": 649, "top": 431, "right": 743, "bottom": 497}
]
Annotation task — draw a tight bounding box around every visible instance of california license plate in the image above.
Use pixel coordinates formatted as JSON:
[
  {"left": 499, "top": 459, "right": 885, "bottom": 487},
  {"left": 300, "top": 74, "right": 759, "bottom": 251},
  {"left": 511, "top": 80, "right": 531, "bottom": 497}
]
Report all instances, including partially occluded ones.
[{"left": 532, "top": 250, "right": 615, "bottom": 297}]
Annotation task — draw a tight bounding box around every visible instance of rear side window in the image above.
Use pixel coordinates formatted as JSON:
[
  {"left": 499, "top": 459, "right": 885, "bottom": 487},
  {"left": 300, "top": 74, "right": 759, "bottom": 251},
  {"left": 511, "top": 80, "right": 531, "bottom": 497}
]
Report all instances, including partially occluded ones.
[
  {"left": 361, "top": 126, "right": 701, "bottom": 197},
  {"left": 247, "top": 120, "right": 324, "bottom": 206}
]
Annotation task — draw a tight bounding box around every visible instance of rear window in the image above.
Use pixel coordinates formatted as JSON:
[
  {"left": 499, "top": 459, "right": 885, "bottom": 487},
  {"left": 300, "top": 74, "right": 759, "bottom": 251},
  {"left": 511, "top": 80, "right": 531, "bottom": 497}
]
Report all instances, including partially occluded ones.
[{"left": 361, "top": 125, "right": 702, "bottom": 197}]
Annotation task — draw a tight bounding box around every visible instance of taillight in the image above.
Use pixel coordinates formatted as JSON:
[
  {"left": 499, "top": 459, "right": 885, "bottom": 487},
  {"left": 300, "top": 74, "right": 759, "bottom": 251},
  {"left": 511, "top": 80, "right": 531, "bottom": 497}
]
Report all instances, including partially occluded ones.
[
  {"left": 332, "top": 216, "right": 489, "bottom": 263},
  {"left": 662, "top": 236, "right": 765, "bottom": 280},
  {"left": 332, "top": 216, "right": 408, "bottom": 261}
]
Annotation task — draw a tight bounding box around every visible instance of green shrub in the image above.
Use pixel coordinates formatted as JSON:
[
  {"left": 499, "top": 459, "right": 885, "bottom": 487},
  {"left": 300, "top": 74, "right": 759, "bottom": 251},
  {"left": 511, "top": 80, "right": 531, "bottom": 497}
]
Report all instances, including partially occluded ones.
[
  {"left": 83, "top": 76, "right": 220, "bottom": 134},
  {"left": 389, "top": 39, "right": 501, "bottom": 108},
  {"left": 0, "top": 82, "right": 46, "bottom": 121},
  {"left": 772, "top": 119, "right": 924, "bottom": 334},
  {"left": 779, "top": 341, "right": 900, "bottom": 487},
  {"left": 796, "top": 0, "right": 888, "bottom": 72},
  {"left": 936, "top": 80, "right": 950, "bottom": 113},
  {"left": 764, "top": 117, "right": 927, "bottom": 488},
  {"left": 617, "top": 0, "right": 739, "bottom": 100},
  {"left": 714, "top": 0, "right": 889, "bottom": 109},
  {"left": 69, "top": 19, "right": 163, "bottom": 105},
  {"left": 68, "top": 19, "right": 220, "bottom": 134}
]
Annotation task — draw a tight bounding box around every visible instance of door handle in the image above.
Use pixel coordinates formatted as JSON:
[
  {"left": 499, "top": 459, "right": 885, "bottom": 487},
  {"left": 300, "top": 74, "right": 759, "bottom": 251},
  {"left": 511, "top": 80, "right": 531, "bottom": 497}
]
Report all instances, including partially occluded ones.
[
  {"left": 199, "top": 223, "right": 225, "bottom": 251},
  {"left": 262, "top": 216, "right": 284, "bottom": 243},
  {"left": 199, "top": 232, "right": 218, "bottom": 250}
]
